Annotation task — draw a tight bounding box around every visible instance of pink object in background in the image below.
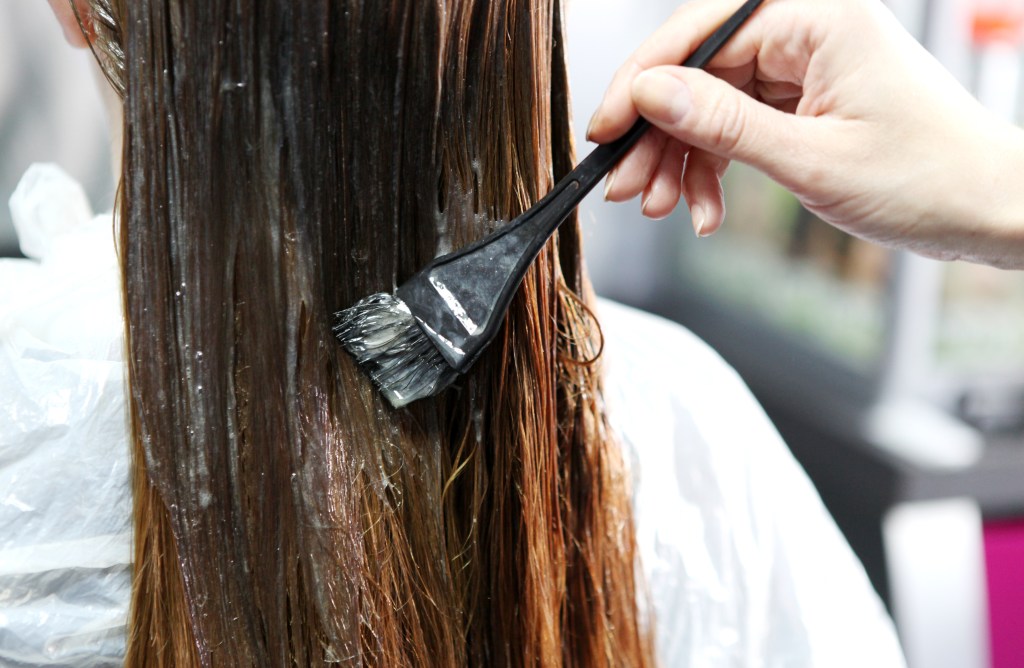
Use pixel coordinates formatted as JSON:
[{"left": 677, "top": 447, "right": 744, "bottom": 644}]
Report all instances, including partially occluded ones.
[{"left": 984, "top": 518, "right": 1024, "bottom": 668}]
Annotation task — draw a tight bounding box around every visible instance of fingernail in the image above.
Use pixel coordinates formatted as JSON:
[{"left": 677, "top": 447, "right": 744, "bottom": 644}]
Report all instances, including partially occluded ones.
[
  {"left": 633, "top": 71, "right": 692, "bottom": 125},
  {"left": 603, "top": 168, "right": 617, "bottom": 200},
  {"left": 641, "top": 191, "right": 652, "bottom": 216},
  {"left": 692, "top": 206, "right": 706, "bottom": 237},
  {"left": 586, "top": 112, "right": 599, "bottom": 141},
  {"left": 587, "top": 92, "right": 609, "bottom": 140}
]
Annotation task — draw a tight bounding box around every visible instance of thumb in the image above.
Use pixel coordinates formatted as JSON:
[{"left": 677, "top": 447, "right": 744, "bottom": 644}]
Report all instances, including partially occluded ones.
[{"left": 631, "top": 66, "right": 810, "bottom": 187}]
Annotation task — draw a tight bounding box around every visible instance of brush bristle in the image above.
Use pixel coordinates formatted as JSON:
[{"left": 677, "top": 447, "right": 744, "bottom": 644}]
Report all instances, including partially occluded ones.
[{"left": 333, "top": 293, "right": 459, "bottom": 408}]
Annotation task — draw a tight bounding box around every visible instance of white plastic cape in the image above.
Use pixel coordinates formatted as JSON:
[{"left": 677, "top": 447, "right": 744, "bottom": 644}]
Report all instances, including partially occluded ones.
[
  {"left": 601, "top": 300, "right": 906, "bottom": 666},
  {"left": 0, "top": 164, "right": 129, "bottom": 667},
  {"left": 0, "top": 164, "right": 905, "bottom": 666}
]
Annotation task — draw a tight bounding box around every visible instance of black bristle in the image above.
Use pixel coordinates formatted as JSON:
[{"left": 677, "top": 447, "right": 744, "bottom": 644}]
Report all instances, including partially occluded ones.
[{"left": 332, "top": 293, "right": 459, "bottom": 407}]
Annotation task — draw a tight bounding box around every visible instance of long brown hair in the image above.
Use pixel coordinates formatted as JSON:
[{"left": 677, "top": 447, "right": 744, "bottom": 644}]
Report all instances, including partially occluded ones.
[{"left": 90, "top": 0, "right": 655, "bottom": 664}]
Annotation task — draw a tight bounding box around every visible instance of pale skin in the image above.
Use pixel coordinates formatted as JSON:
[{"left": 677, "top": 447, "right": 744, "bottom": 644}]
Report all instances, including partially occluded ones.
[{"left": 589, "top": 0, "right": 1024, "bottom": 269}]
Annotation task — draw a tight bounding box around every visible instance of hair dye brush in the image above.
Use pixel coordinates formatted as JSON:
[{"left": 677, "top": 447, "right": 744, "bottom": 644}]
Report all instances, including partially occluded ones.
[{"left": 333, "top": 0, "right": 763, "bottom": 407}]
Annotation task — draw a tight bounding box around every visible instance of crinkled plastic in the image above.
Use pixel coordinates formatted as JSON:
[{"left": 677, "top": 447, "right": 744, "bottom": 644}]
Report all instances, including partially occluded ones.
[
  {"left": 1, "top": 164, "right": 130, "bottom": 667},
  {"left": 0, "top": 164, "right": 905, "bottom": 666}
]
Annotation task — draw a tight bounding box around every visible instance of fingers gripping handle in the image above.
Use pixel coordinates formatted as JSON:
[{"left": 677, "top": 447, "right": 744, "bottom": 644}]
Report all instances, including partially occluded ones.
[{"left": 566, "top": 0, "right": 765, "bottom": 212}]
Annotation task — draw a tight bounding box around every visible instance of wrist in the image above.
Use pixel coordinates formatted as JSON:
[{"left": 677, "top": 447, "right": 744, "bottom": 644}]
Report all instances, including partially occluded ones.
[
  {"left": 941, "top": 120, "right": 1024, "bottom": 269},
  {"left": 978, "top": 124, "right": 1024, "bottom": 269}
]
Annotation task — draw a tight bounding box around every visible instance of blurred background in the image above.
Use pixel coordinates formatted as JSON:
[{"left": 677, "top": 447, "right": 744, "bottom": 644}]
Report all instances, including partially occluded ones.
[
  {"left": 564, "top": 1, "right": 1024, "bottom": 667},
  {"left": 3, "top": 1, "right": 1023, "bottom": 667},
  {"left": 0, "top": 3, "right": 114, "bottom": 255}
]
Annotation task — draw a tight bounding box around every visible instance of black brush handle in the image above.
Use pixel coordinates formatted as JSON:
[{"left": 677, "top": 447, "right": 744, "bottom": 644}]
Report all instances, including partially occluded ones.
[{"left": 402, "top": 0, "right": 763, "bottom": 372}]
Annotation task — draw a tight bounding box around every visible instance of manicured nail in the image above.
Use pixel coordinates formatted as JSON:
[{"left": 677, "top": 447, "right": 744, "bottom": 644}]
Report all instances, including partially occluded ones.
[
  {"left": 633, "top": 71, "right": 692, "bottom": 125},
  {"left": 641, "top": 190, "right": 652, "bottom": 217},
  {"left": 692, "top": 206, "right": 706, "bottom": 237},
  {"left": 603, "top": 168, "right": 617, "bottom": 200}
]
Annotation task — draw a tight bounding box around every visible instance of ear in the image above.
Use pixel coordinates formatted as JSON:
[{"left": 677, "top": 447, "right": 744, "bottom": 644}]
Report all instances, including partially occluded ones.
[{"left": 47, "top": 0, "right": 96, "bottom": 49}]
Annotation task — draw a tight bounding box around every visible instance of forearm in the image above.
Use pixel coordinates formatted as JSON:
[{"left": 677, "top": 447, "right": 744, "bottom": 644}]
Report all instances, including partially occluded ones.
[{"left": 940, "top": 122, "right": 1024, "bottom": 269}]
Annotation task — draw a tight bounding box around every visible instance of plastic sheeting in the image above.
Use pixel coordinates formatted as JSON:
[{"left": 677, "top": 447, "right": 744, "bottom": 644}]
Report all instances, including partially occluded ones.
[
  {"left": 600, "top": 299, "right": 906, "bottom": 667},
  {"left": 0, "top": 164, "right": 905, "bottom": 666},
  {"left": 1, "top": 164, "right": 130, "bottom": 667}
]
